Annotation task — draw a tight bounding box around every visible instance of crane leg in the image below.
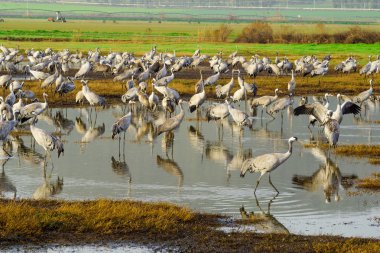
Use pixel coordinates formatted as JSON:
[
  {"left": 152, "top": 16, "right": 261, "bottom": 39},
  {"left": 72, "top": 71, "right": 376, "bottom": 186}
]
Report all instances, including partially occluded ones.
[
  {"left": 254, "top": 174, "right": 264, "bottom": 193},
  {"left": 268, "top": 174, "right": 279, "bottom": 194},
  {"left": 118, "top": 136, "right": 121, "bottom": 159}
]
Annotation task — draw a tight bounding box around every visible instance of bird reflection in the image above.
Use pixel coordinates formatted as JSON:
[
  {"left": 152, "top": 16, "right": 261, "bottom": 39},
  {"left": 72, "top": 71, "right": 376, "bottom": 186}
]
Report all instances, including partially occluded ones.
[
  {"left": 53, "top": 111, "right": 74, "bottom": 135},
  {"left": 161, "top": 131, "right": 175, "bottom": 158},
  {"left": 0, "top": 155, "right": 17, "bottom": 199},
  {"left": 33, "top": 161, "right": 63, "bottom": 200},
  {"left": 188, "top": 125, "right": 205, "bottom": 155},
  {"left": 80, "top": 123, "right": 105, "bottom": 153},
  {"left": 75, "top": 117, "right": 87, "bottom": 134},
  {"left": 227, "top": 148, "right": 253, "bottom": 176},
  {"left": 12, "top": 136, "right": 44, "bottom": 167},
  {"left": 205, "top": 141, "right": 233, "bottom": 166},
  {"left": 156, "top": 155, "right": 184, "bottom": 188},
  {"left": 111, "top": 155, "right": 132, "bottom": 196},
  {"left": 240, "top": 194, "right": 289, "bottom": 234},
  {"left": 292, "top": 147, "right": 357, "bottom": 203}
]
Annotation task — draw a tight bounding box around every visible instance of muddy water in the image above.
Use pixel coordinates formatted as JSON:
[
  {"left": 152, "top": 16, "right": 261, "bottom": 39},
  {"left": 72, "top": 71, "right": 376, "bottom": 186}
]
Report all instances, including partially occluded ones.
[{"left": 2, "top": 97, "right": 380, "bottom": 239}]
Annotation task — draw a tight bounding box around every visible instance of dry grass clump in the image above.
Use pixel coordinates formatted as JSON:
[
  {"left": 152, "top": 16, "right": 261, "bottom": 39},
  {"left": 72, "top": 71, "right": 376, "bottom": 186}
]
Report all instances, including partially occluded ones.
[
  {"left": 199, "top": 24, "right": 232, "bottom": 42},
  {"left": 356, "top": 173, "right": 380, "bottom": 190},
  {"left": 0, "top": 199, "right": 195, "bottom": 240},
  {"left": 334, "top": 145, "right": 380, "bottom": 156},
  {"left": 235, "top": 22, "right": 274, "bottom": 43},
  {"left": 304, "top": 144, "right": 380, "bottom": 159},
  {"left": 313, "top": 238, "right": 380, "bottom": 253},
  {"left": 236, "top": 22, "right": 380, "bottom": 44}
]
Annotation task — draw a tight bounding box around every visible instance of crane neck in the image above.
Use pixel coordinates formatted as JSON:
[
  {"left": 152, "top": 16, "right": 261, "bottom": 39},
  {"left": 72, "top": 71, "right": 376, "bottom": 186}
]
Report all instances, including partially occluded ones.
[{"left": 288, "top": 141, "right": 294, "bottom": 154}]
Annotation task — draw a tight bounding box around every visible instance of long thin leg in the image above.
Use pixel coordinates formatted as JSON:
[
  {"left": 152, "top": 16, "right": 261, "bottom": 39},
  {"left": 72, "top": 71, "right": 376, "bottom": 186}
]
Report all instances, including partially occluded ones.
[
  {"left": 254, "top": 174, "right": 264, "bottom": 193},
  {"left": 268, "top": 174, "right": 279, "bottom": 194},
  {"left": 118, "top": 136, "right": 121, "bottom": 159}
]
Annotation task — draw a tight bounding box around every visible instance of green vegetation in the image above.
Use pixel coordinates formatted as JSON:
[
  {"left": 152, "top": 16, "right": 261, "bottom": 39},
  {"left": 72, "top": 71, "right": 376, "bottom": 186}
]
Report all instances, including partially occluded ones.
[
  {"left": 0, "top": 199, "right": 379, "bottom": 252},
  {"left": 0, "top": 19, "right": 379, "bottom": 43},
  {"left": 1, "top": 40, "right": 379, "bottom": 60}
]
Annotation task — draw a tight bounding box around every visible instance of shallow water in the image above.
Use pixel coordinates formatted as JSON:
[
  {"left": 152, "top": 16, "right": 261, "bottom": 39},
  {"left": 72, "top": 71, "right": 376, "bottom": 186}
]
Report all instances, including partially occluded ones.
[{"left": 2, "top": 97, "right": 380, "bottom": 239}]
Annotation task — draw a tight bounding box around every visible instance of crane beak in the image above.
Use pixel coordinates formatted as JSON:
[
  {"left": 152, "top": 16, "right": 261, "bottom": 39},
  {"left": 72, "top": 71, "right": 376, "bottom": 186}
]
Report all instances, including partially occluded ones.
[{"left": 240, "top": 172, "right": 245, "bottom": 178}]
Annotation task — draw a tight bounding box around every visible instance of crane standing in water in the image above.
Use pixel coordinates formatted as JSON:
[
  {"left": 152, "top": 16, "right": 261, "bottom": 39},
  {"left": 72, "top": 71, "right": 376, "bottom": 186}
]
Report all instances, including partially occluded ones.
[{"left": 240, "top": 137, "right": 298, "bottom": 193}]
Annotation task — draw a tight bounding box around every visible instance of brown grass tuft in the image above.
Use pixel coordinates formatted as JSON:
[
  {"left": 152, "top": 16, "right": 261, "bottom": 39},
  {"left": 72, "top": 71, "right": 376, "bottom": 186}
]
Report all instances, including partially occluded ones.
[
  {"left": 356, "top": 173, "right": 380, "bottom": 190},
  {"left": 235, "top": 22, "right": 274, "bottom": 43}
]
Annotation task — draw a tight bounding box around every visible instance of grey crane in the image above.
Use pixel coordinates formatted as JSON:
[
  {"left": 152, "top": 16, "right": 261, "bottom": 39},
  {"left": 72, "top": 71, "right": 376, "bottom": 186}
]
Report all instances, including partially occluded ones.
[
  {"left": 0, "top": 119, "right": 17, "bottom": 156},
  {"left": 41, "top": 65, "right": 59, "bottom": 89},
  {"left": 353, "top": 79, "right": 373, "bottom": 106},
  {"left": 18, "top": 93, "right": 48, "bottom": 124},
  {"left": 75, "top": 90, "right": 84, "bottom": 105},
  {"left": 156, "top": 100, "right": 185, "bottom": 136},
  {"left": 293, "top": 94, "right": 360, "bottom": 126},
  {"left": 56, "top": 77, "right": 75, "bottom": 100},
  {"left": 74, "top": 61, "right": 92, "bottom": 79},
  {"left": 322, "top": 110, "right": 340, "bottom": 147},
  {"left": 136, "top": 89, "right": 150, "bottom": 109},
  {"left": 162, "top": 96, "right": 176, "bottom": 116},
  {"left": 240, "top": 136, "right": 298, "bottom": 193},
  {"left": 231, "top": 78, "right": 245, "bottom": 102},
  {"left": 268, "top": 95, "right": 294, "bottom": 118},
  {"left": 12, "top": 98, "right": 23, "bottom": 120},
  {"left": 204, "top": 69, "right": 221, "bottom": 86},
  {"left": 0, "top": 97, "right": 13, "bottom": 121},
  {"left": 5, "top": 84, "right": 16, "bottom": 106},
  {"left": 154, "top": 68, "right": 175, "bottom": 87},
  {"left": 0, "top": 75, "right": 12, "bottom": 88},
  {"left": 25, "top": 65, "right": 50, "bottom": 80},
  {"left": 148, "top": 82, "right": 159, "bottom": 111},
  {"left": 359, "top": 55, "right": 372, "bottom": 75},
  {"left": 194, "top": 70, "right": 204, "bottom": 94},
  {"left": 226, "top": 100, "right": 252, "bottom": 128},
  {"left": 189, "top": 81, "right": 206, "bottom": 113},
  {"left": 206, "top": 102, "right": 229, "bottom": 122},
  {"left": 237, "top": 70, "right": 257, "bottom": 95},
  {"left": 287, "top": 70, "right": 296, "bottom": 94},
  {"left": 156, "top": 62, "right": 168, "bottom": 80},
  {"left": 216, "top": 71, "right": 235, "bottom": 98},
  {"left": 30, "top": 119, "right": 64, "bottom": 159},
  {"left": 112, "top": 111, "right": 132, "bottom": 139},
  {"left": 81, "top": 80, "right": 106, "bottom": 108},
  {"left": 9, "top": 80, "right": 23, "bottom": 93},
  {"left": 250, "top": 88, "right": 281, "bottom": 117}
]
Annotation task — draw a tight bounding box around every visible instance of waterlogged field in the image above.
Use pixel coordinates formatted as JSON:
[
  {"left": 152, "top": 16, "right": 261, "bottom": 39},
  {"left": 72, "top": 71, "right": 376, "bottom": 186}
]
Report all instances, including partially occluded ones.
[{"left": 1, "top": 97, "right": 380, "bottom": 238}]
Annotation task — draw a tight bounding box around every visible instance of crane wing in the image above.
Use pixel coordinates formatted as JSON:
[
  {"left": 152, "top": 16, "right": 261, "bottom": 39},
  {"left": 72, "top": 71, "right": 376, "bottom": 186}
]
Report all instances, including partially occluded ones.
[
  {"left": 341, "top": 101, "right": 361, "bottom": 115},
  {"left": 293, "top": 103, "right": 327, "bottom": 123}
]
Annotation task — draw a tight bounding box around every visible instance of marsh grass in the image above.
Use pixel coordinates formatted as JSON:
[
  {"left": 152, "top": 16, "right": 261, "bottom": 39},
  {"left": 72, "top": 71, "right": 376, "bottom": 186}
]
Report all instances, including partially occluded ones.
[
  {"left": 356, "top": 173, "right": 380, "bottom": 190},
  {"left": 0, "top": 199, "right": 196, "bottom": 240},
  {"left": 0, "top": 199, "right": 379, "bottom": 252}
]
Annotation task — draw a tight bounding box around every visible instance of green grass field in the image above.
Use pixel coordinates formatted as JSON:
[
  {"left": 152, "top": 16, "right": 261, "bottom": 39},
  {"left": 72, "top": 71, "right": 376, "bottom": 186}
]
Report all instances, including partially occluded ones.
[
  {"left": 0, "top": 18, "right": 379, "bottom": 59},
  {"left": 0, "top": 18, "right": 379, "bottom": 43},
  {"left": 1, "top": 1, "right": 380, "bottom": 23},
  {"left": 1, "top": 40, "right": 379, "bottom": 61}
]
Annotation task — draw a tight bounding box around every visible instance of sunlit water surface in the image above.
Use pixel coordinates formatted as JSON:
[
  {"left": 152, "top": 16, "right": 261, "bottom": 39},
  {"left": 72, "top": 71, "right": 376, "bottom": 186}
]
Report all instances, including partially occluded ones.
[{"left": 2, "top": 97, "right": 380, "bottom": 243}]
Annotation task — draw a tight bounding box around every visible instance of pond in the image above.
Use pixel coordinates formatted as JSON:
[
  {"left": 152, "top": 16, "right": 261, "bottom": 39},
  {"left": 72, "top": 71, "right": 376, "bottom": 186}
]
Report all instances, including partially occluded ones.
[{"left": 1, "top": 96, "right": 380, "bottom": 238}]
